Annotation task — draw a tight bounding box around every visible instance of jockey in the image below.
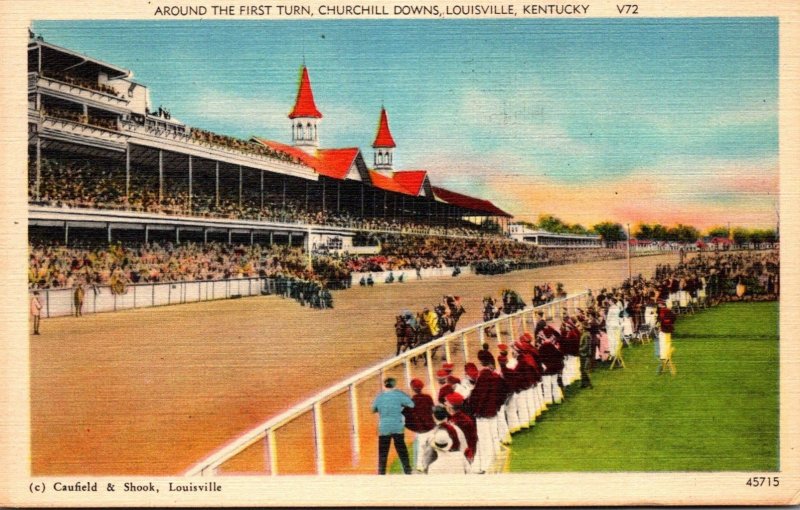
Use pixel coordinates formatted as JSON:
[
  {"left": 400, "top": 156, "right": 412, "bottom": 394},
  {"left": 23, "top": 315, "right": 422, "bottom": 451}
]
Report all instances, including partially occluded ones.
[{"left": 422, "top": 308, "right": 440, "bottom": 337}]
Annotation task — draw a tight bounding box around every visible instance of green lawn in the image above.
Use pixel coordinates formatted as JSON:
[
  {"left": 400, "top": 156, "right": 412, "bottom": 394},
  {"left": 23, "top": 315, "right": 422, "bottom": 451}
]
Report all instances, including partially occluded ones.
[{"left": 509, "top": 301, "right": 779, "bottom": 472}]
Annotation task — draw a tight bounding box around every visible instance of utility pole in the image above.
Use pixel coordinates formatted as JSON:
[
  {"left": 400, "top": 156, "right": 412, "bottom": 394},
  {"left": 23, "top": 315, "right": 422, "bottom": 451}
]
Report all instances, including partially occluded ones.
[{"left": 626, "top": 223, "right": 632, "bottom": 283}]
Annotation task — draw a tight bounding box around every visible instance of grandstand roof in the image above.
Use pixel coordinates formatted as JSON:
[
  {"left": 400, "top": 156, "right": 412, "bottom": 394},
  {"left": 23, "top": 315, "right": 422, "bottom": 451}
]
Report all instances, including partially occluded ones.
[
  {"left": 368, "top": 170, "right": 417, "bottom": 195},
  {"left": 252, "top": 138, "right": 361, "bottom": 180},
  {"left": 289, "top": 66, "right": 323, "bottom": 119},
  {"left": 372, "top": 108, "right": 396, "bottom": 148},
  {"left": 392, "top": 170, "right": 429, "bottom": 196},
  {"left": 432, "top": 186, "right": 512, "bottom": 217}
]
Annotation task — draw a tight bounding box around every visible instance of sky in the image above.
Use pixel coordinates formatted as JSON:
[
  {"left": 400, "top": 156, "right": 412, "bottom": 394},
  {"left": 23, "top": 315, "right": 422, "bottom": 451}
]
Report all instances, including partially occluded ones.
[{"left": 32, "top": 19, "right": 779, "bottom": 231}]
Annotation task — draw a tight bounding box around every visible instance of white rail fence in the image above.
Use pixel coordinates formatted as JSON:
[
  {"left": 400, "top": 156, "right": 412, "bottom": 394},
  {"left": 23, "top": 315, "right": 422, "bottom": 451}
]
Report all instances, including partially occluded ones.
[
  {"left": 30, "top": 277, "right": 268, "bottom": 318},
  {"left": 185, "top": 291, "right": 589, "bottom": 476}
]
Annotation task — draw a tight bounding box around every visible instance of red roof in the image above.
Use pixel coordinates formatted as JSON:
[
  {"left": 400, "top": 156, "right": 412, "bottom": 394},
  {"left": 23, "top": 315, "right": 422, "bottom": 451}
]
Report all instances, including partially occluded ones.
[
  {"left": 392, "top": 170, "right": 428, "bottom": 196},
  {"left": 252, "top": 138, "right": 358, "bottom": 180},
  {"left": 369, "top": 170, "right": 416, "bottom": 195},
  {"left": 289, "top": 66, "right": 323, "bottom": 119},
  {"left": 316, "top": 148, "right": 360, "bottom": 179},
  {"left": 372, "top": 108, "right": 396, "bottom": 148},
  {"left": 432, "top": 186, "right": 511, "bottom": 217}
]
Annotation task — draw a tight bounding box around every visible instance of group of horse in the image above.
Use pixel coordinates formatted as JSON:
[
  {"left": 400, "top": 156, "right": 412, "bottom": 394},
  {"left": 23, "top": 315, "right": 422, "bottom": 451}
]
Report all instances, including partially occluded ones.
[{"left": 394, "top": 295, "right": 467, "bottom": 358}]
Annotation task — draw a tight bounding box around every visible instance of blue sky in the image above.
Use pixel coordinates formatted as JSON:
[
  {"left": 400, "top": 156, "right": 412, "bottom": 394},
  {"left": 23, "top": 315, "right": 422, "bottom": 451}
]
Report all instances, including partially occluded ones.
[{"left": 32, "top": 19, "right": 779, "bottom": 229}]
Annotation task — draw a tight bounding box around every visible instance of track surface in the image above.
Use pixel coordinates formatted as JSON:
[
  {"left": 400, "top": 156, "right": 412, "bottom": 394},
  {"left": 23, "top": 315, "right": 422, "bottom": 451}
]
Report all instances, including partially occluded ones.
[{"left": 30, "top": 253, "right": 678, "bottom": 475}]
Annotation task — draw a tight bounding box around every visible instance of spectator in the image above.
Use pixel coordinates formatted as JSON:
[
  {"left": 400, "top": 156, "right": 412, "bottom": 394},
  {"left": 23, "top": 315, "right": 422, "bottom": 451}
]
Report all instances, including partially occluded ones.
[
  {"left": 30, "top": 290, "right": 43, "bottom": 335},
  {"left": 372, "top": 377, "right": 414, "bottom": 475}
]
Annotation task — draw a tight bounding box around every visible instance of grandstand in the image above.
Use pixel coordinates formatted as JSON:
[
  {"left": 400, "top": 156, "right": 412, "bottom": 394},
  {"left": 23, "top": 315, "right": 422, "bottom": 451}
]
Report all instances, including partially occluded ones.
[{"left": 27, "top": 33, "right": 513, "bottom": 260}]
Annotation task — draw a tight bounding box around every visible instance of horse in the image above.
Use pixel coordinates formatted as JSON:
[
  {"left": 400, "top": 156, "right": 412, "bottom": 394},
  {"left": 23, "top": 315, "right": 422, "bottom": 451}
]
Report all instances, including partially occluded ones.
[
  {"left": 502, "top": 290, "right": 526, "bottom": 315},
  {"left": 443, "top": 295, "right": 467, "bottom": 332},
  {"left": 395, "top": 314, "right": 418, "bottom": 356}
]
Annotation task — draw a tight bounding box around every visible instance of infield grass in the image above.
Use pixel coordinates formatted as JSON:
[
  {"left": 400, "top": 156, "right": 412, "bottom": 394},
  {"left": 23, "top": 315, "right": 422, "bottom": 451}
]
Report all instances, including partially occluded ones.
[{"left": 508, "top": 301, "right": 779, "bottom": 471}]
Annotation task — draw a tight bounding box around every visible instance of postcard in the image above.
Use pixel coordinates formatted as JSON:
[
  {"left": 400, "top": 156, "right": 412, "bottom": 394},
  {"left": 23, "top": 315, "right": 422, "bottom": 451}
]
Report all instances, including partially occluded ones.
[{"left": 1, "top": 0, "right": 798, "bottom": 506}]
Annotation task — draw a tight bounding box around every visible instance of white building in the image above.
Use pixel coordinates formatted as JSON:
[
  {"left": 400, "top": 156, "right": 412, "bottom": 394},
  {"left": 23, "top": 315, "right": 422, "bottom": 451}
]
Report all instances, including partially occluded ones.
[{"left": 508, "top": 223, "right": 602, "bottom": 248}]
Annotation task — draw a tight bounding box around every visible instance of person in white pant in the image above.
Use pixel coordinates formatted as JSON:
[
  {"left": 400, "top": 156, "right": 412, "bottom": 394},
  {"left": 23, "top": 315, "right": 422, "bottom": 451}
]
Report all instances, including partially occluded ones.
[
  {"left": 605, "top": 297, "right": 623, "bottom": 360},
  {"left": 469, "top": 349, "right": 502, "bottom": 473},
  {"left": 499, "top": 350, "right": 524, "bottom": 433}
]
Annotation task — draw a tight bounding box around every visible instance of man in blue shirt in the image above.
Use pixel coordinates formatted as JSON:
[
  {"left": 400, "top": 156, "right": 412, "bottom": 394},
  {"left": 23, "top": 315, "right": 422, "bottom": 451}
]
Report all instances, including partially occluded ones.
[{"left": 372, "top": 377, "right": 415, "bottom": 474}]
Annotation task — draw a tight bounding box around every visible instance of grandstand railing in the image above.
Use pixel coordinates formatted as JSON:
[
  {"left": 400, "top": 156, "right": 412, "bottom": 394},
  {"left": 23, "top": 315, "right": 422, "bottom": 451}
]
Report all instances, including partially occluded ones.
[
  {"left": 184, "top": 291, "right": 589, "bottom": 476},
  {"left": 30, "top": 277, "right": 267, "bottom": 318}
]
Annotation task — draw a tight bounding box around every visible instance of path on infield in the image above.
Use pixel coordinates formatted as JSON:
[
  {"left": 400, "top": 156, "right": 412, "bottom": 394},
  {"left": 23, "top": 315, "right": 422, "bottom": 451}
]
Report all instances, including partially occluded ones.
[{"left": 30, "top": 253, "right": 679, "bottom": 475}]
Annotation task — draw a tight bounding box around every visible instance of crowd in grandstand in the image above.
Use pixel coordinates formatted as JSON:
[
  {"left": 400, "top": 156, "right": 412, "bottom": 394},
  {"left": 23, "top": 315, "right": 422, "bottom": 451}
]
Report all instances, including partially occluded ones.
[{"left": 30, "top": 157, "right": 500, "bottom": 237}]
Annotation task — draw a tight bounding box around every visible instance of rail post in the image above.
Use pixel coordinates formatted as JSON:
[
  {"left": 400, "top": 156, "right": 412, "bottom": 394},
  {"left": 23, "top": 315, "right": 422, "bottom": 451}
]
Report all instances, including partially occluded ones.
[
  {"left": 426, "top": 350, "right": 436, "bottom": 395},
  {"left": 444, "top": 337, "right": 452, "bottom": 363},
  {"left": 404, "top": 359, "right": 412, "bottom": 388},
  {"left": 508, "top": 317, "right": 514, "bottom": 344},
  {"left": 349, "top": 383, "right": 360, "bottom": 467},
  {"left": 312, "top": 402, "right": 326, "bottom": 475},
  {"left": 461, "top": 332, "right": 469, "bottom": 359},
  {"left": 266, "top": 429, "right": 278, "bottom": 476}
]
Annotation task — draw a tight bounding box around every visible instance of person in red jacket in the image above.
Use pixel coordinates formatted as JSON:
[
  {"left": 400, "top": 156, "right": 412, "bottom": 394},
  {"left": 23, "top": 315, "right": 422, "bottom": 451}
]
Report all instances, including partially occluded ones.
[
  {"left": 657, "top": 300, "right": 677, "bottom": 374},
  {"left": 538, "top": 333, "right": 566, "bottom": 404},
  {"left": 469, "top": 349, "right": 503, "bottom": 473},
  {"left": 403, "top": 378, "right": 436, "bottom": 472},
  {"left": 445, "top": 392, "right": 477, "bottom": 464},
  {"left": 436, "top": 369, "right": 453, "bottom": 404}
]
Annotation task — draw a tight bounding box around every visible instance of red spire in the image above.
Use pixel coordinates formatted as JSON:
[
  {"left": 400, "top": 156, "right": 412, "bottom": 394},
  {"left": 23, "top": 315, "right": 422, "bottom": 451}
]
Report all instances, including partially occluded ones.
[
  {"left": 289, "top": 66, "right": 322, "bottom": 119},
  {"left": 372, "top": 107, "right": 396, "bottom": 148}
]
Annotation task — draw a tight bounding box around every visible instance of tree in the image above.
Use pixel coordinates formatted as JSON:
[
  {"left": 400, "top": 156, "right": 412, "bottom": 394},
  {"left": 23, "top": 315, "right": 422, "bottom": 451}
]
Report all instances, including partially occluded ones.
[
  {"left": 732, "top": 227, "right": 749, "bottom": 245},
  {"left": 592, "top": 222, "right": 626, "bottom": 244},
  {"left": 634, "top": 223, "right": 653, "bottom": 240},
  {"left": 651, "top": 224, "right": 668, "bottom": 241},
  {"left": 707, "top": 226, "right": 730, "bottom": 239},
  {"left": 537, "top": 214, "right": 570, "bottom": 234},
  {"left": 670, "top": 224, "right": 700, "bottom": 243}
]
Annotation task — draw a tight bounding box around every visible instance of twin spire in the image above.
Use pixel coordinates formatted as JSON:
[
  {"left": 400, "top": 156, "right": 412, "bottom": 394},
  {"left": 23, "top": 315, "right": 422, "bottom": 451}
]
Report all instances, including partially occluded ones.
[{"left": 289, "top": 64, "right": 396, "bottom": 170}]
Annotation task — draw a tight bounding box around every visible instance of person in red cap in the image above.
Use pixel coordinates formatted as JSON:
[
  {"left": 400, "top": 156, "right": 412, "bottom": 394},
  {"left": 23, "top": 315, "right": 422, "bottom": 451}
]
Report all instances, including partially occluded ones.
[
  {"left": 539, "top": 332, "right": 566, "bottom": 405},
  {"left": 403, "top": 378, "right": 436, "bottom": 472},
  {"left": 444, "top": 392, "right": 477, "bottom": 464},
  {"left": 442, "top": 362, "right": 455, "bottom": 374},
  {"left": 454, "top": 362, "right": 478, "bottom": 401},
  {"left": 469, "top": 348, "right": 503, "bottom": 473},
  {"left": 510, "top": 340, "right": 534, "bottom": 427},
  {"left": 437, "top": 369, "right": 455, "bottom": 404},
  {"left": 418, "top": 405, "right": 467, "bottom": 472}
]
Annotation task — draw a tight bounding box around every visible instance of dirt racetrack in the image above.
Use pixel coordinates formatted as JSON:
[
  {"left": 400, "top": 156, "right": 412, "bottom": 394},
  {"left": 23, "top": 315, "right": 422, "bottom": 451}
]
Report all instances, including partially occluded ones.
[{"left": 30, "top": 253, "right": 678, "bottom": 475}]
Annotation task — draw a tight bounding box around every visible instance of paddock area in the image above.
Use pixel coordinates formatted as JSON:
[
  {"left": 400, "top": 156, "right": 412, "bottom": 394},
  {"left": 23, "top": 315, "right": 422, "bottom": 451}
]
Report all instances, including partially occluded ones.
[{"left": 30, "top": 253, "right": 678, "bottom": 475}]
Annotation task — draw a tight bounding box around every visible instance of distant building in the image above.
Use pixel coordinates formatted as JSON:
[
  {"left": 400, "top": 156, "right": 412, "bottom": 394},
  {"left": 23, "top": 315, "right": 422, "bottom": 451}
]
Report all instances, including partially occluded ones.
[{"left": 508, "top": 223, "right": 602, "bottom": 248}]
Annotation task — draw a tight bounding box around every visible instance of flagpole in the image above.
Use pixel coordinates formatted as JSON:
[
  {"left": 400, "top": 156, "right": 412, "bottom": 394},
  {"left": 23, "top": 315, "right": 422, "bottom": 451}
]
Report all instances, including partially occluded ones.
[{"left": 626, "top": 223, "right": 632, "bottom": 282}]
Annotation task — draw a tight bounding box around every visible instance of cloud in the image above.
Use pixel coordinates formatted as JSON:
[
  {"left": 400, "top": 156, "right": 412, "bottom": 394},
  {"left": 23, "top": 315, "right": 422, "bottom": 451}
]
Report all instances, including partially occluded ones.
[{"left": 478, "top": 156, "right": 778, "bottom": 231}]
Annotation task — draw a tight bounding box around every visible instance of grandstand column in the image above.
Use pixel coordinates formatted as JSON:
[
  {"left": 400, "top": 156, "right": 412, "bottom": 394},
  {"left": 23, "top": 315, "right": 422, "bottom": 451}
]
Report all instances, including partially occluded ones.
[
  {"left": 215, "top": 161, "right": 220, "bottom": 208},
  {"left": 269, "top": 231, "right": 273, "bottom": 246},
  {"left": 158, "top": 149, "right": 163, "bottom": 204},
  {"left": 64, "top": 223, "right": 69, "bottom": 245},
  {"left": 228, "top": 230, "right": 232, "bottom": 244},
  {"left": 282, "top": 178, "right": 287, "bottom": 212},
  {"left": 125, "top": 145, "right": 130, "bottom": 201},
  {"left": 238, "top": 165, "right": 243, "bottom": 208},
  {"left": 260, "top": 171, "right": 264, "bottom": 211},
  {"left": 188, "top": 155, "right": 193, "bottom": 211},
  {"left": 107, "top": 223, "right": 112, "bottom": 243},
  {"left": 203, "top": 228, "right": 207, "bottom": 244},
  {"left": 360, "top": 186, "right": 364, "bottom": 217},
  {"left": 176, "top": 227, "right": 180, "bottom": 243},
  {"left": 337, "top": 181, "right": 340, "bottom": 213},
  {"left": 322, "top": 180, "right": 326, "bottom": 213},
  {"left": 145, "top": 225, "right": 149, "bottom": 244},
  {"left": 34, "top": 137, "right": 41, "bottom": 200}
]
